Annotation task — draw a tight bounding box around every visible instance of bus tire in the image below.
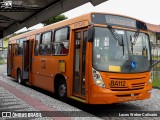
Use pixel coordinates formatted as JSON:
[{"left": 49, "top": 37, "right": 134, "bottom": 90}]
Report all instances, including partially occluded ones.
[
  {"left": 17, "top": 69, "right": 23, "bottom": 84},
  {"left": 57, "top": 80, "right": 67, "bottom": 101}
]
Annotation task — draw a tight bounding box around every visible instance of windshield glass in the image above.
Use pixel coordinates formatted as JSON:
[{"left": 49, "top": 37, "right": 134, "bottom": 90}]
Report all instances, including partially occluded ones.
[
  {"left": 127, "top": 31, "right": 151, "bottom": 72},
  {"left": 93, "top": 27, "right": 151, "bottom": 73}
]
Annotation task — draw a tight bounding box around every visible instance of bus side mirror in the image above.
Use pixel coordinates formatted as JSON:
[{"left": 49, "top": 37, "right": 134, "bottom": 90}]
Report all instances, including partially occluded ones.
[{"left": 88, "top": 26, "right": 94, "bottom": 42}]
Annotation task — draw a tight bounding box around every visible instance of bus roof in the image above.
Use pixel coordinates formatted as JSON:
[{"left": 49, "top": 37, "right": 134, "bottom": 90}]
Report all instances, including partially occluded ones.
[{"left": 9, "top": 12, "right": 147, "bottom": 43}]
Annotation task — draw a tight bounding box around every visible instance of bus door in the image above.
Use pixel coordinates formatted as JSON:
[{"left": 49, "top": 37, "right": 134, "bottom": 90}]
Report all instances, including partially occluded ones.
[
  {"left": 7, "top": 44, "right": 16, "bottom": 76},
  {"left": 22, "top": 41, "right": 29, "bottom": 80},
  {"left": 22, "top": 40, "right": 33, "bottom": 81},
  {"left": 7, "top": 44, "right": 12, "bottom": 76},
  {"left": 73, "top": 29, "right": 88, "bottom": 98},
  {"left": 29, "top": 40, "right": 34, "bottom": 72}
]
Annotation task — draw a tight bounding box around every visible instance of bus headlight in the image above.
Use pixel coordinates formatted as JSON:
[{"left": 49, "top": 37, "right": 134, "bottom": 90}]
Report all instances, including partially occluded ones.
[
  {"left": 148, "top": 79, "right": 152, "bottom": 85},
  {"left": 92, "top": 68, "right": 105, "bottom": 88},
  {"left": 148, "top": 71, "right": 153, "bottom": 85},
  {"left": 150, "top": 70, "right": 153, "bottom": 80}
]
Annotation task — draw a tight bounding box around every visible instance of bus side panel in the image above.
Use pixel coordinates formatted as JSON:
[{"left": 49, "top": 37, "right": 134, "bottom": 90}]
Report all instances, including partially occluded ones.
[
  {"left": 11, "top": 68, "right": 16, "bottom": 79},
  {"left": 12, "top": 56, "right": 22, "bottom": 79},
  {"left": 31, "top": 56, "right": 55, "bottom": 92},
  {"left": 31, "top": 55, "right": 71, "bottom": 93}
]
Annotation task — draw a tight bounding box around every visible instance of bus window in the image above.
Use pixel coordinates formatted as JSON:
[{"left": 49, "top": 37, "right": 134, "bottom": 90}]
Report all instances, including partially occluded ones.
[
  {"left": 34, "top": 34, "right": 40, "bottom": 56},
  {"left": 73, "top": 32, "right": 81, "bottom": 94},
  {"left": 17, "top": 38, "right": 25, "bottom": 55},
  {"left": 52, "top": 27, "right": 69, "bottom": 55},
  {"left": 39, "top": 32, "right": 52, "bottom": 55}
]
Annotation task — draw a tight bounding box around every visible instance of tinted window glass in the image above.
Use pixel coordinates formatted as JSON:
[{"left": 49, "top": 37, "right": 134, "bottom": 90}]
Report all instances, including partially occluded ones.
[
  {"left": 34, "top": 34, "right": 40, "bottom": 56},
  {"left": 17, "top": 38, "right": 26, "bottom": 55},
  {"left": 39, "top": 32, "right": 52, "bottom": 55},
  {"left": 52, "top": 27, "right": 69, "bottom": 55}
]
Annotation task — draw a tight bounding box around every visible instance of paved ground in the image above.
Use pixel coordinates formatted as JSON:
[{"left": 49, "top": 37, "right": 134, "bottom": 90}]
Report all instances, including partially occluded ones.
[
  {"left": 0, "top": 64, "right": 160, "bottom": 120},
  {"left": 0, "top": 64, "right": 100, "bottom": 120}
]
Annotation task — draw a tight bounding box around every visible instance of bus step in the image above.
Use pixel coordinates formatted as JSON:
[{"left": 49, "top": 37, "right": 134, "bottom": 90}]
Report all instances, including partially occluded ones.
[
  {"left": 69, "top": 96, "right": 86, "bottom": 103},
  {"left": 25, "top": 81, "right": 31, "bottom": 86}
]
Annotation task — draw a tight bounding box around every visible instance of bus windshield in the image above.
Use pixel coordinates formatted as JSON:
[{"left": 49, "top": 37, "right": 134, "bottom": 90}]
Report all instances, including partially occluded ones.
[{"left": 93, "top": 27, "right": 151, "bottom": 73}]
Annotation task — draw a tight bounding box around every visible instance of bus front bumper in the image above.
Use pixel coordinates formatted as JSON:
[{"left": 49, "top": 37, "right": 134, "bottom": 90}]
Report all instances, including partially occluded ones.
[{"left": 89, "top": 84, "right": 152, "bottom": 104}]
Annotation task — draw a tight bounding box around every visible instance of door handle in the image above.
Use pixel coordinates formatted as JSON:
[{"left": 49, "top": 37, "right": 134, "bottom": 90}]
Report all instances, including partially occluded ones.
[
  {"left": 41, "top": 59, "right": 46, "bottom": 62},
  {"left": 41, "top": 59, "right": 46, "bottom": 69}
]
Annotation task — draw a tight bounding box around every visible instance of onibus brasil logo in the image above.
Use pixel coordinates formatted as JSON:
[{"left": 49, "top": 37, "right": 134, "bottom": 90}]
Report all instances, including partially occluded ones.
[{"left": 0, "top": 1, "right": 12, "bottom": 9}]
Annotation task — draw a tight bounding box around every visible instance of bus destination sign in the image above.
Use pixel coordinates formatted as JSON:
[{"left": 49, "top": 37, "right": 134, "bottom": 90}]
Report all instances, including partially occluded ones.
[
  {"left": 105, "top": 15, "right": 136, "bottom": 28},
  {"left": 92, "top": 14, "right": 137, "bottom": 28}
]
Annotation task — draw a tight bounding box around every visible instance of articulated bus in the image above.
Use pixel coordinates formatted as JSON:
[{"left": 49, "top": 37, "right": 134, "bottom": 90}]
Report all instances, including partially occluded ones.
[{"left": 7, "top": 12, "right": 152, "bottom": 104}]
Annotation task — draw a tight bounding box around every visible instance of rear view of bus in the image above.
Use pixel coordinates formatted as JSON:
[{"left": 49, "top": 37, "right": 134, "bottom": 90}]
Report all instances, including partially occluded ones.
[{"left": 88, "top": 13, "right": 152, "bottom": 104}]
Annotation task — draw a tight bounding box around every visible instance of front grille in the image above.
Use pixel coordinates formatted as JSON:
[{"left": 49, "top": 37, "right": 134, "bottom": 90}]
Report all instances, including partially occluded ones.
[
  {"left": 110, "top": 88, "right": 144, "bottom": 91},
  {"left": 132, "top": 83, "right": 145, "bottom": 89},
  {"left": 110, "top": 77, "right": 146, "bottom": 80},
  {"left": 116, "top": 93, "right": 139, "bottom": 97},
  {"left": 103, "top": 73, "right": 147, "bottom": 91},
  {"left": 110, "top": 82, "right": 146, "bottom": 91}
]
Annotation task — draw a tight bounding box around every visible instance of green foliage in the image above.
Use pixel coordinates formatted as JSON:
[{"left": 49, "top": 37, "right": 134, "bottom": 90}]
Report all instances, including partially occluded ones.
[
  {"left": 0, "top": 61, "right": 4, "bottom": 64},
  {"left": 43, "top": 15, "right": 67, "bottom": 26},
  {"left": 1, "top": 34, "right": 18, "bottom": 49},
  {"left": 152, "top": 75, "right": 160, "bottom": 88},
  {"left": 0, "top": 56, "right": 3, "bottom": 64},
  {"left": 0, "top": 56, "right": 2, "bottom": 60},
  {"left": 152, "top": 56, "right": 160, "bottom": 61},
  {"left": 152, "top": 62, "right": 160, "bottom": 88},
  {"left": 3, "top": 34, "right": 17, "bottom": 42}
]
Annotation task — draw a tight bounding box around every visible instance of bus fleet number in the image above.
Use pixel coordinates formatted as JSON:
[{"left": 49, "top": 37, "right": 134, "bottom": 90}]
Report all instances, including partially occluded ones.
[{"left": 110, "top": 80, "right": 126, "bottom": 87}]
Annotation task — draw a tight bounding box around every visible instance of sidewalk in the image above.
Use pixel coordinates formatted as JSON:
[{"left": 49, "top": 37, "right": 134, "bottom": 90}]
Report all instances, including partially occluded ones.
[
  {"left": 0, "top": 79, "right": 70, "bottom": 119},
  {"left": 0, "top": 64, "right": 100, "bottom": 120}
]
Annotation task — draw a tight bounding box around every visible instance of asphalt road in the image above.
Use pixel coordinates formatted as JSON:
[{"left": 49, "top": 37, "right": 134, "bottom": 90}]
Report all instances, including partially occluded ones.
[{"left": 0, "top": 64, "right": 160, "bottom": 120}]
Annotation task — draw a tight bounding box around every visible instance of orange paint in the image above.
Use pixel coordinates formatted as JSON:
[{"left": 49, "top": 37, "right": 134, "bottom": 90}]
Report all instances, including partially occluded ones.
[{"left": 7, "top": 12, "right": 152, "bottom": 104}]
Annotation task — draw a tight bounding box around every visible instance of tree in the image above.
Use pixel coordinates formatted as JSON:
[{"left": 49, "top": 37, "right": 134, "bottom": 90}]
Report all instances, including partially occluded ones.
[
  {"left": 43, "top": 15, "right": 67, "bottom": 26},
  {"left": 1, "top": 34, "right": 17, "bottom": 50}
]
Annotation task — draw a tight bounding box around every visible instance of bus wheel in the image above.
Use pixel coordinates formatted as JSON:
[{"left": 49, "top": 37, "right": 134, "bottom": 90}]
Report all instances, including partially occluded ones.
[
  {"left": 17, "top": 69, "right": 22, "bottom": 84},
  {"left": 57, "top": 81, "right": 67, "bottom": 101}
]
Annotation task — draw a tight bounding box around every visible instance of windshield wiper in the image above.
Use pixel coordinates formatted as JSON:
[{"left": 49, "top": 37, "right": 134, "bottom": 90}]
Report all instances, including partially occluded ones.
[
  {"left": 121, "top": 36, "right": 124, "bottom": 55},
  {"left": 133, "top": 29, "right": 140, "bottom": 45},
  {"left": 130, "top": 35, "right": 134, "bottom": 54},
  {"left": 130, "top": 29, "right": 140, "bottom": 54},
  {"left": 108, "top": 25, "right": 124, "bottom": 55}
]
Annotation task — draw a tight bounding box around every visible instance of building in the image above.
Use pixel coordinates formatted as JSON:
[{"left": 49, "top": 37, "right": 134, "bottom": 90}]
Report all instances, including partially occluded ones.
[{"left": 147, "top": 23, "right": 160, "bottom": 46}]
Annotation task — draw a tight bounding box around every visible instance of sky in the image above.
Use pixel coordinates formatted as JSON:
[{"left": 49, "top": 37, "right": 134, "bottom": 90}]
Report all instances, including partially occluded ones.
[
  {"left": 64, "top": 0, "right": 160, "bottom": 25},
  {"left": 15, "top": 23, "right": 44, "bottom": 34},
  {"left": 15, "top": 0, "right": 160, "bottom": 34}
]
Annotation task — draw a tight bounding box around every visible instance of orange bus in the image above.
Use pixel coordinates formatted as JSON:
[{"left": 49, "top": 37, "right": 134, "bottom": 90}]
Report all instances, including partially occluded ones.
[{"left": 7, "top": 12, "right": 152, "bottom": 104}]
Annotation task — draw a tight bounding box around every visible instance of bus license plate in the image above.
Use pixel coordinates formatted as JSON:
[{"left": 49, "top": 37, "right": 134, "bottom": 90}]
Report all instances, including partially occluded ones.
[{"left": 110, "top": 80, "right": 126, "bottom": 87}]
